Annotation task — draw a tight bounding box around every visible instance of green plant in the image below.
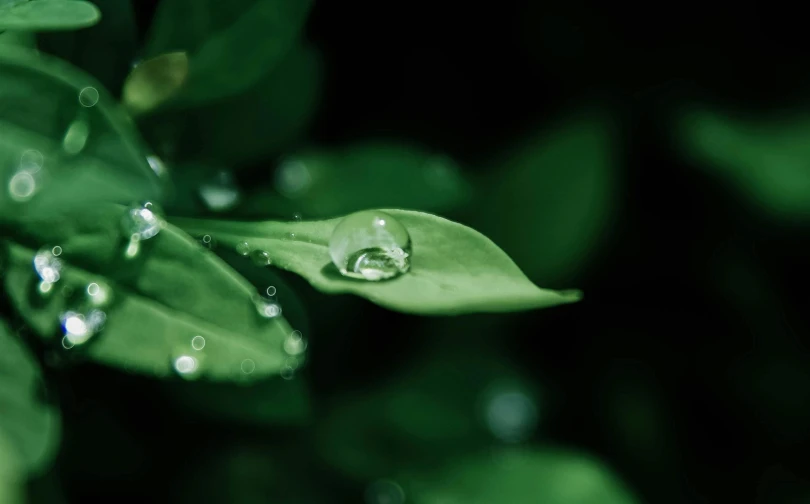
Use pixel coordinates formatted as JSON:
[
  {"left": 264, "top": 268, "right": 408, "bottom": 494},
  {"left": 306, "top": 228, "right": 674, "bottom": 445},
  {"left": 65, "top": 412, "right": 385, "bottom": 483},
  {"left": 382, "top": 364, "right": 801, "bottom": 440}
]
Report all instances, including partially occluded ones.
[{"left": 0, "top": 2, "right": 639, "bottom": 503}]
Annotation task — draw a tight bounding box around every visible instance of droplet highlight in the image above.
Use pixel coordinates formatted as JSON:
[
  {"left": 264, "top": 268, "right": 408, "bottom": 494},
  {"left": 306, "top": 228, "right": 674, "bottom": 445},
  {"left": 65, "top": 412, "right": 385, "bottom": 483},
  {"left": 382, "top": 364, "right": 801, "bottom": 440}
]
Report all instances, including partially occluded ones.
[
  {"left": 236, "top": 241, "right": 250, "bottom": 256},
  {"left": 60, "top": 309, "right": 106, "bottom": 346},
  {"left": 250, "top": 249, "right": 272, "bottom": 266},
  {"left": 122, "top": 204, "right": 161, "bottom": 241},
  {"left": 34, "top": 247, "right": 62, "bottom": 284},
  {"left": 328, "top": 210, "right": 411, "bottom": 281}
]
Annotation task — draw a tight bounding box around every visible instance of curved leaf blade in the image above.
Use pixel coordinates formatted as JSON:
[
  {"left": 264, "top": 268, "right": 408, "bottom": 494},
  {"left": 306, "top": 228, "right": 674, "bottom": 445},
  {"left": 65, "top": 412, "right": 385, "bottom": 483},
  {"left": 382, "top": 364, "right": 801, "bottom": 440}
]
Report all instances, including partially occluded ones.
[
  {"left": 122, "top": 52, "right": 189, "bottom": 116},
  {"left": 174, "top": 210, "right": 581, "bottom": 315},
  {"left": 0, "top": 1, "right": 100, "bottom": 31},
  {"left": 0, "top": 320, "right": 61, "bottom": 477},
  {"left": 0, "top": 45, "right": 162, "bottom": 220},
  {"left": 3, "top": 206, "right": 296, "bottom": 381}
]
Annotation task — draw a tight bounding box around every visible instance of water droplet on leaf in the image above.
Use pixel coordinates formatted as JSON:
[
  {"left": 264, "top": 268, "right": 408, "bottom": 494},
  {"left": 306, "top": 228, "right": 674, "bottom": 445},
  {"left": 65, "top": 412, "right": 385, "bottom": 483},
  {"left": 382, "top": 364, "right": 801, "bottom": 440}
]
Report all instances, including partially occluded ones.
[
  {"left": 8, "top": 169, "right": 37, "bottom": 201},
  {"left": 328, "top": 210, "right": 411, "bottom": 281},
  {"left": 265, "top": 286, "right": 276, "bottom": 297},
  {"left": 173, "top": 354, "right": 200, "bottom": 378},
  {"left": 250, "top": 249, "right": 272, "bottom": 266},
  {"left": 283, "top": 330, "right": 306, "bottom": 356},
  {"left": 60, "top": 308, "right": 106, "bottom": 346},
  {"left": 240, "top": 359, "right": 255, "bottom": 374},
  {"left": 122, "top": 204, "right": 161, "bottom": 241},
  {"left": 253, "top": 292, "right": 282, "bottom": 318},
  {"left": 34, "top": 247, "right": 62, "bottom": 284},
  {"left": 236, "top": 241, "right": 250, "bottom": 256}
]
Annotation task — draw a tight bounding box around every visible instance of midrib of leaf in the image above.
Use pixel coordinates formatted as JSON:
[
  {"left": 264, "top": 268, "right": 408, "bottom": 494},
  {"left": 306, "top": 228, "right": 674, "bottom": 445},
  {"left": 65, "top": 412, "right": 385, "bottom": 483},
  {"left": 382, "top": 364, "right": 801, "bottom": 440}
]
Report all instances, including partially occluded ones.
[{"left": 7, "top": 240, "right": 291, "bottom": 351}]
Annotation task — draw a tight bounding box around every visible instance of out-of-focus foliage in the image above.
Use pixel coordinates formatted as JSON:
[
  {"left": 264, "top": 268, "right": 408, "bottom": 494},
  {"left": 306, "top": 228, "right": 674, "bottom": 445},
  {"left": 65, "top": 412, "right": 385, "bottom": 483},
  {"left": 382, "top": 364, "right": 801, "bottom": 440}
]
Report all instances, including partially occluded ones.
[
  {"left": 402, "top": 448, "right": 639, "bottom": 504},
  {"left": 4, "top": 205, "right": 296, "bottom": 381},
  {"left": 0, "top": 321, "right": 60, "bottom": 476},
  {"left": 121, "top": 52, "right": 188, "bottom": 116},
  {"left": 0, "top": 1, "right": 100, "bottom": 31},
  {"left": 0, "top": 45, "right": 161, "bottom": 219},
  {"left": 679, "top": 108, "right": 810, "bottom": 221},
  {"left": 475, "top": 110, "right": 618, "bottom": 284},
  {"left": 175, "top": 210, "right": 581, "bottom": 315},
  {"left": 143, "top": 0, "right": 312, "bottom": 105},
  {"left": 240, "top": 141, "right": 472, "bottom": 219}
]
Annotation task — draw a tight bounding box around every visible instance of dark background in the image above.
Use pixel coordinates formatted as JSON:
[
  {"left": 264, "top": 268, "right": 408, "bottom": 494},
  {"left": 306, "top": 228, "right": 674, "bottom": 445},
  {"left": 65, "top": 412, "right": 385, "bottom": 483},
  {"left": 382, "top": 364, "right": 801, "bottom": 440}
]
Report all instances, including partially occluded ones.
[{"left": 26, "top": 1, "right": 810, "bottom": 503}]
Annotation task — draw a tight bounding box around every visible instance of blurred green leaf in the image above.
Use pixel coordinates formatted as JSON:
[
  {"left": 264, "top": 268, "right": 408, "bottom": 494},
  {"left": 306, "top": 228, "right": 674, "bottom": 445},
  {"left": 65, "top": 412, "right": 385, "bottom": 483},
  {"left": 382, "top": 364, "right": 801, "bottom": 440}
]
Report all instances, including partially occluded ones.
[
  {"left": 37, "top": 0, "right": 138, "bottom": 93},
  {"left": 679, "top": 108, "right": 810, "bottom": 220},
  {"left": 403, "top": 448, "right": 639, "bottom": 504},
  {"left": 172, "top": 43, "right": 322, "bottom": 165},
  {"left": 144, "top": 0, "right": 312, "bottom": 105},
  {"left": 2, "top": 205, "right": 297, "bottom": 381},
  {"left": 0, "top": 1, "right": 100, "bottom": 31},
  {"left": 240, "top": 141, "right": 472, "bottom": 218},
  {"left": 0, "top": 432, "right": 23, "bottom": 504},
  {"left": 317, "top": 344, "right": 539, "bottom": 480},
  {"left": 122, "top": 52, "right": 189, "bottom": 115},
  {"left": 475, "top": 110, "right": 618, "bottom": 284},
  {"left": 0, "top": 320, "right": 61, "bottom": 477},
  {"left": 174, "top": 210, "right": 582, "bottom": 315},
  {"left": 0, "top": 45, "right": 162, "bottom": 220}
]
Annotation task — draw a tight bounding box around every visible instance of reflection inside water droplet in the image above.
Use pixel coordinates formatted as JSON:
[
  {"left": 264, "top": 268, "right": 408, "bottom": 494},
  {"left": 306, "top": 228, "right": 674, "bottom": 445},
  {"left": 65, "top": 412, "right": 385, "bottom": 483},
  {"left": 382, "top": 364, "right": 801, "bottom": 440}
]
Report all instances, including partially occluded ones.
[
  {"left": 329, "top": 211, "right": 411, "bottom": 281},
  {"left": 250, "top": 249, "right": 272, "bottom": 266},
  {"left": 191, "top": 335, "right": 205, "bottom": 350},
  {"left": 78, "top": 86, "right": 99, "bottom": 107}
]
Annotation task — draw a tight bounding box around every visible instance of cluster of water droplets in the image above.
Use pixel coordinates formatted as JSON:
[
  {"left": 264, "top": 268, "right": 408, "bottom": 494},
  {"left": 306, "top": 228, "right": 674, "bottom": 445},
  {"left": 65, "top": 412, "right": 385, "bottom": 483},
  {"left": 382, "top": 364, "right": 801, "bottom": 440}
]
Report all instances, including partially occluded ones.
[
  {"left": 121, "top": 202, "right": 162, "bottom": 258},
  {"left": 59, "top": 281, "right": 114, "bottom": 349}
]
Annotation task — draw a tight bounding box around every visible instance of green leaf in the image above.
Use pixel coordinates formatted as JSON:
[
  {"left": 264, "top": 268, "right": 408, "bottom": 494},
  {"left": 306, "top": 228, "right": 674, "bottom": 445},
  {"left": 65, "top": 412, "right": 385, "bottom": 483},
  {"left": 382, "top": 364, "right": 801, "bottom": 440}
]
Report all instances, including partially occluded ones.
[
  {"left": 144, "top": 0, "right": 312, "bottom": 105},
  {"left": 173, "top": 210, "right": 581, "bottom": 315},
  {"left": 122, "top": 52, "right": 189, "bottom": 115},
  {"left": 0, "top": 45, "right": 162, "bottom": 220},
  {"left": 168, "top": 43, "right": 322, "bottom": 165},
  {"left": 240, "top": 141, "right": 472, "bottom": 219},
  {"left": 474, "top": 110, "right": 618, "bottom": 283},
  {"left": 0, "top": 320, "right": 61, "bottom": 477},
  {"left": 0, "top": 1, "right": 100, "bottom": 31},
  {"left": 678, "top": 108, "right": 810, "bottom": 220},
  {"left": 403, "top": 448, "right": 639, "bottom": 504},
  {"left": 2, "top": 205, "right": 298, "bottom": 381}
]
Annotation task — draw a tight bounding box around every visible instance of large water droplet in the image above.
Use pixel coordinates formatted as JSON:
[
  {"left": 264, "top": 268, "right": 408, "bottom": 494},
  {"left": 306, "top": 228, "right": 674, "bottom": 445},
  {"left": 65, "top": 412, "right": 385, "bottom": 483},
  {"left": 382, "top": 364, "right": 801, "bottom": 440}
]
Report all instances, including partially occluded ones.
[
  {"left": 250, "top": 249, "right": 272, "bottom": 266},
  {"left": 198, "top": 171, "right": 241, "bottom": 212},
  {"left": 122, "top": 204, "right": 161, "bottom": 240},
  {"left": 60, "top": 308, "right": 106, "bottom": 346},
  {"left": 34, "top": 247, "right": 62, "bottom": 284},
  {"left": 328, "top": 211, "right": 411, "bottom": 281}
]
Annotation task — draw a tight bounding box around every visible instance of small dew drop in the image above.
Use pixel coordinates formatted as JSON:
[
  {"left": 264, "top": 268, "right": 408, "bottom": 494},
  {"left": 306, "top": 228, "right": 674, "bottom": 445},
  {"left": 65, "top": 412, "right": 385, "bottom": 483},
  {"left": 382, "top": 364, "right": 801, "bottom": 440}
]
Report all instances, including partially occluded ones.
[
  {"left": 51, "top": 246, "right": 62, "bottom": 257},
  {"left": 482, "top": 384, "right": 539, "bottom": 444},
  {"left": 250, "top": 249, "right": 272, "bottom": 266},
  {"left": 265, "top": 286, "right": 276, "bottom": 297},
  {"left": 191, "top": 335, "right": 206, "bottom": 350},
  {"left": 61, "top": 336, "right": 74, "bottom": 350},
  {"left": 8, "top": 170, "right": 37, "bottom": 202},
  {"left": 236, "top": 241, "right": 250, "bottom": 256},
  {"left": 122, "top": 204, "right": 161, "bottom": 241},
  {"left": 293, "top": 212, "right": 303, "bottom": 221},
  {"left": 78, "top": 86, "right": 100, "bottom": 107},
  {"left": 253, "top": 293, "right": 282, "bottom": 318},
  {"left": 86, "top": 283, "right": 100, "bottom": 296},
  {"left": 280, "top": 365, "right": 295, "bottom": 380},
  {"left": 328, "top": 210, "right": 411, "bottom": 281},
  {"left": 283, "top": 330, "right": 306, "bottom": 356},
  {"left": 365, "top": 479, "right": 406, "bottom": 504},
  {"left": 274, "top": 159, "right": 312, "bottom": 198},
  {"left": 198, "top": 171, "right": 241, "bottom": 212},
  {"left": 85, "top": 281, "right": 112, "bottom": 307},
  {"left": 60, "top": 309, "right": 106, "bottom": 346},
  {"left": 286, "top": 232, "right": 296, "bottom": 241},
  {"left": 34, "top": 247, "right": 62, "bottom": 284},
  {"left": 20, "top": 150, "right": 43, "bottom": 172},
  {"left": 173, "top": 354, "right": 199, "bottom": 377},
  {"left": 241, "top": 359, "right": 255, "bottom": 374}
]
